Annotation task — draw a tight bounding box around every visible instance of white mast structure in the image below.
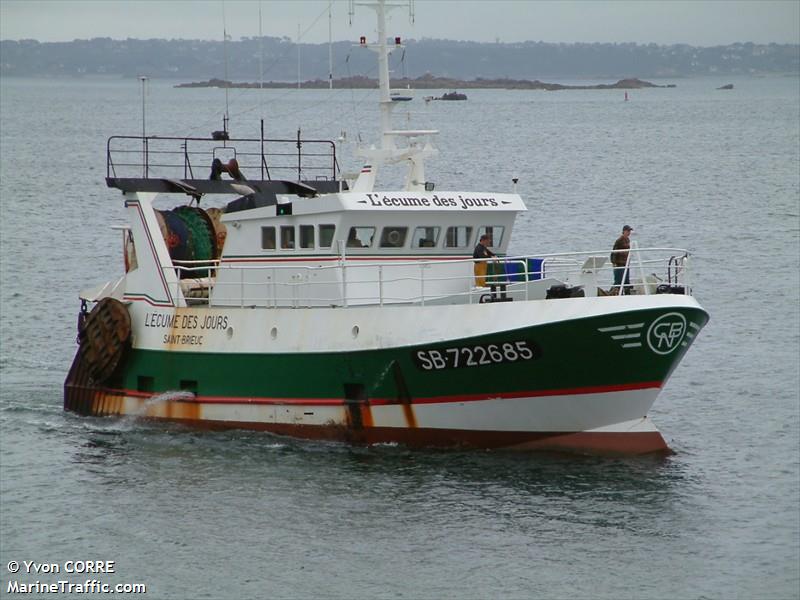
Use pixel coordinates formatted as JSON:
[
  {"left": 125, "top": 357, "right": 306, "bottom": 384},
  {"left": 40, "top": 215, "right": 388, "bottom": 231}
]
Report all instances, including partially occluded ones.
[{"left": 350, "top": 0, "right": 437, "bottom": 193}]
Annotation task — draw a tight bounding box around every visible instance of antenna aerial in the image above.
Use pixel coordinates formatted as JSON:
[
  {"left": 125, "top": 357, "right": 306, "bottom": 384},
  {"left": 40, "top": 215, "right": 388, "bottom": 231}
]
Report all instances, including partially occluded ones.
[
  {"left": 297, "top": 23, "right": 301, "bottom": 90},
  {"left": 139, "top": 76, "right": 148, "bottom": 177},
  {"left": 328, "top": 1, "right": 334, "bottom": 89},
  {"left": 259, "top": 2, "right": 264, "bottom": 121},
  {"left": 222, "top": 2, "right": 230, "bottom": 137}
]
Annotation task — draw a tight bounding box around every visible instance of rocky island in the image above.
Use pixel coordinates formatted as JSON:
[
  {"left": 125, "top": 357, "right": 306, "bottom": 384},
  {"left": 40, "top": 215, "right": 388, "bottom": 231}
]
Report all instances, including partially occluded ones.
[{"left": 176, "top": 75, "right": 675, "bottom": 91}]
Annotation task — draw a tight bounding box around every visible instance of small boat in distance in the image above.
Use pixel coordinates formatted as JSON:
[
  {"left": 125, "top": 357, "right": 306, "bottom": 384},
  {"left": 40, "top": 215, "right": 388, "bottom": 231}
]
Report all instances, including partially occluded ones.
[
  {"left": 391, "top": 87, "right": 413, "bottom": 101},
  {"left": 424, "top": 91, "right": 467, "bottom": 102},
  {"left": 439, "top": 91, "right": 467, "bottom": 101},
  {"left": 391, "top": 46, "right": 414, "bottom": 101}
]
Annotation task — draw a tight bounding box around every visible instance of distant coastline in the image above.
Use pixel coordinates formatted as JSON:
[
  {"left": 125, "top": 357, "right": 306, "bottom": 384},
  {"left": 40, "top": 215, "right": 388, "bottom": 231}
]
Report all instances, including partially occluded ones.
[
  {"left": 175, "top": 76, "right": 676, "bottom": 91},
  {"left": 4, "top": 38, "right": 795, "bottom": 80}
]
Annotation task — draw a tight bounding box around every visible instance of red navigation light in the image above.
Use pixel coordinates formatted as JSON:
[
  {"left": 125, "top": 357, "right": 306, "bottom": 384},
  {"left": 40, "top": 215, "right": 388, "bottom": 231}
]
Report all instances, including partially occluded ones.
[
  {"left": 360, "top": 36, "right": 367, "bottom": 46},
  {"left": 395, "top": 36, "right": 402, "bottom": 46}
]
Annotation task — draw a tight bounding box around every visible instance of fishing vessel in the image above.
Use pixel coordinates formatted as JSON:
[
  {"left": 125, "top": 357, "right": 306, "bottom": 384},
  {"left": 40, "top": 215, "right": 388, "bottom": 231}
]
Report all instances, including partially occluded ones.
[{"left": 64, "top": 0, "right": 708, "bottom": 454}]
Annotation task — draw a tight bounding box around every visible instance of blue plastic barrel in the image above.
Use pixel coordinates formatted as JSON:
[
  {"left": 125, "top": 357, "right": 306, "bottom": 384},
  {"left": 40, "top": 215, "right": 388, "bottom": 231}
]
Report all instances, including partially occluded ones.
[
  {"left": 527, "top": 258, "right": 545, "bottom": 280},
  {"left": 503, "top": 260, "right": 526, "bottom": 282}
]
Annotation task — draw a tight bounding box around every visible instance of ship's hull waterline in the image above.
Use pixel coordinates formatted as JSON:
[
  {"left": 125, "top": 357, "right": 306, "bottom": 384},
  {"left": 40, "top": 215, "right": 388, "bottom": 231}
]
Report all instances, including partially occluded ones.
[{"left": 65, "top": 296, "right": 708, "bottom": 455}]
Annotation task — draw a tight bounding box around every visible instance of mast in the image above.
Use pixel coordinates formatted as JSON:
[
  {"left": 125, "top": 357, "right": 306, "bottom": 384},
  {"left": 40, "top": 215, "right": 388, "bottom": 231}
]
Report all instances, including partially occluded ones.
[
  {"left": 350, "top": 0, "right": 438, "bottom": 193},
  {"left": 328, "top": 1, "right": 334, "bottom": 89}
]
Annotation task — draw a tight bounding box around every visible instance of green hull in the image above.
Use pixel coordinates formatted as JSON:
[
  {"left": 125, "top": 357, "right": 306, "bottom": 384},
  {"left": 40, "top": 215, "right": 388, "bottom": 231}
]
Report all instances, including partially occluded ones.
[{"left": 85, "top": 305, "right": 707, "bottom": 403}]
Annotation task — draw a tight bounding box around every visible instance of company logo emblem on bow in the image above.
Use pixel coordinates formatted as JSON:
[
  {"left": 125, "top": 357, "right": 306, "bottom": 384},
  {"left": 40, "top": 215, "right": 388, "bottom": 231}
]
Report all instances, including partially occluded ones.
[{"left": 647, "top": 313, "right": 687, "bottom": 355}]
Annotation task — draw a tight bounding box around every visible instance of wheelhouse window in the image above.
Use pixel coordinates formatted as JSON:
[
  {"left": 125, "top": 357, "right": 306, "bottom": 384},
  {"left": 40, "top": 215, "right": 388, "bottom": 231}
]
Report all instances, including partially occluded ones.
[
  {"left": 412, "top": 226, "right": 440, "bottom": 248},
  {"left": 299, "top": 225, "right": 315, "bottom": 249},
  {"left": 261, "top": 226, "right": 276, "bottom": 250},
  {"left": 379, "top": 227, "right": 408, "bottom": 248},
  {"left": 280, "top": 226, "right": 295, "bottom": 249},
  {"left": 477, "top": 226, "right": 504, "bottom": 248},
  {"left": 444, "top": 226, "right": 473, "bottom": 249},
  {"left": 346, "top": 226, "right": 375, "bottom": 248},
  {"left": 319, "top": 224, "right": 335, "bottom": 248}
]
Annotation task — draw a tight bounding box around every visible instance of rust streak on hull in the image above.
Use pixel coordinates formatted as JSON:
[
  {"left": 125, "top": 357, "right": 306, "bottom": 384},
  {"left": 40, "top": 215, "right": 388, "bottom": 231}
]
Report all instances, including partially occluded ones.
[
  {"left": 66, "top": 394, "right": 670, "bottom": 456},
  {"left": 64, "top": 364, "right": 670, "bottom": 455}
]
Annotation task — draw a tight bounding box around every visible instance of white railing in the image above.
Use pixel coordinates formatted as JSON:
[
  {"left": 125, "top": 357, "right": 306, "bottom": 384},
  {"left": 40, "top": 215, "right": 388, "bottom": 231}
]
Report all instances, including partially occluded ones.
[{"left": 167, "top": 246, "right": 692, "bottom": 308}]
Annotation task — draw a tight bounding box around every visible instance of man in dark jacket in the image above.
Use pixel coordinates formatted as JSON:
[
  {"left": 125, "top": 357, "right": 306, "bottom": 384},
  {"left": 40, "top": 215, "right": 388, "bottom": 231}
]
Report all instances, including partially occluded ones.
[
  {"left": 473, "top": 234, "right": 496, "bottom": 286},
  {"left": 611, "top": 225, "right": 633, "bottom": 294}
]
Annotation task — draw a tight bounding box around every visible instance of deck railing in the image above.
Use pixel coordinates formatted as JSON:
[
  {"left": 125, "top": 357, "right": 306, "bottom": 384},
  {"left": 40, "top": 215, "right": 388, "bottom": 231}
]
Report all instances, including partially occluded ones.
[
  {"left": 107, "top": 133, "right": 339, "bottom": 182},
  {"left": 167, "top": 246, "right": 692, "bottom": 308}
]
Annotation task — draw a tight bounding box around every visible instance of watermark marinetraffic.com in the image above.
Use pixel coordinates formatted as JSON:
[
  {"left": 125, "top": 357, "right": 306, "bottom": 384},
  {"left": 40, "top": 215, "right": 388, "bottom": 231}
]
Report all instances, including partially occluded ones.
[{"left": 5, "top": 560, "right": 146, "bottom": 594}]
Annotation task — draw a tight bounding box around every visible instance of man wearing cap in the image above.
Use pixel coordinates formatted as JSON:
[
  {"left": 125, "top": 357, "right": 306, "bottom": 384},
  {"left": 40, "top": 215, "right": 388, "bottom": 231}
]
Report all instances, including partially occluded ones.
[
  {"left": 473, "top": 234, "right": 496, "bottom": 287},
  {"left": 611, "top": 225, "right": 633, "bottom": 294}
]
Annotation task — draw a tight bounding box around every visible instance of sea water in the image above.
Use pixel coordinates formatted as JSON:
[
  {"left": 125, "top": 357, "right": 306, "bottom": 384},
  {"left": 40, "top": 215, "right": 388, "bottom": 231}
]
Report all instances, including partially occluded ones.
[{"left": 1, "top": 75, "right": 798, "bottom": 599}]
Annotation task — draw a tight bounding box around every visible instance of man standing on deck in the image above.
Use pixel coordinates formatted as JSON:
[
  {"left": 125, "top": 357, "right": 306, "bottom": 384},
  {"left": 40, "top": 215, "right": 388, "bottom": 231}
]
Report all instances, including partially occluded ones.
[
  {"left": 473, "top": 234, "right": 496, "bottom": 287},
  {"left": 611, "top": 225, "right": 633, "bottom": 294}
]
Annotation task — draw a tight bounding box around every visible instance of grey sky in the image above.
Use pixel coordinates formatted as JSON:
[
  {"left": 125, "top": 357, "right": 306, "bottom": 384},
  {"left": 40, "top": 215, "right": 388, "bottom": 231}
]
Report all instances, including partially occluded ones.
[{"left": 1, "top": 0, "right": 798, "bottom": 46}]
